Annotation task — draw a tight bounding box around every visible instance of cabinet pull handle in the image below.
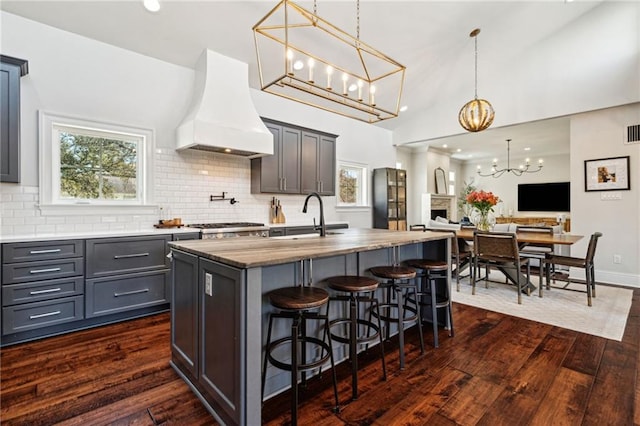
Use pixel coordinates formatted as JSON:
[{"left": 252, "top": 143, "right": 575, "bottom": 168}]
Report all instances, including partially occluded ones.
[
  {"left": 29, "top": 248, "right": 62, "bottom": 254},
  {"left": 29, "top": 267, "right": 62, "bottom": 274},
  {"left": 283, "top": 178, "right": 287, "bottom": 191},
  {"left": 30, "top": 311, "right": 61, "bottom": 320},
  {"left": 114, "top": 288, "right": 150, "bottom": 297},
  {"left": 113, "top": 252, "right": 150, "bottom": 259},
  {"left": 29, "top": 287, "right": 62, "bottom": 295}
]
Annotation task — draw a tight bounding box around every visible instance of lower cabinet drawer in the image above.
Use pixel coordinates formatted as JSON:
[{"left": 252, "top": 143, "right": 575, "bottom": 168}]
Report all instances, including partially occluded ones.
[
  {"left": 85, "top": 270, "right": 169, "bottom": 318},
  {"left": 2, "top": 258, "right": 84, "bottom": 284},
  {"left": 2, "top": 277, "right": 84, "bottom": 306},
  {"left": 2, "top": 296, "right": 84, "bottom": 335}
]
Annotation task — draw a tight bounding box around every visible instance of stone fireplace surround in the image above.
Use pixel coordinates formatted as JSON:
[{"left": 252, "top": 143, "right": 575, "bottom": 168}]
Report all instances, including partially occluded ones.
[{"left": 421, "top": 193, "right": 456, "bottom": 224}]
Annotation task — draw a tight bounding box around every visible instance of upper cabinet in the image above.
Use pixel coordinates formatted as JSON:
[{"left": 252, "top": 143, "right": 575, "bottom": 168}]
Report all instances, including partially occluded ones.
[
  {"left": 252, "top": 121, "right": 302, "bottom": 194},
  {"left": 1, "top": 55, "right": 29, "bottom": 183},
  {"left": 251, "top": 119, "right": 336, "bottom": 195},
  {"left": 301, "top": 131, "right": 336, "bottom": 196}
]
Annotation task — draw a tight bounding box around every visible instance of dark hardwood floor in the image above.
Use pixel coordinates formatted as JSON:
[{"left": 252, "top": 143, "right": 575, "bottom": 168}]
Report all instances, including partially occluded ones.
[{"left": 2, "top": 288, "right": 639, "bottom": 425}]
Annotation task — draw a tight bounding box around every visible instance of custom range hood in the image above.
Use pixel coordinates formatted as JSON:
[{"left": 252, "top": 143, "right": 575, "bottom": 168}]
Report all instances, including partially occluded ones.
[{"left": 176, "top": 49, "right": 273, "bottom": 158}]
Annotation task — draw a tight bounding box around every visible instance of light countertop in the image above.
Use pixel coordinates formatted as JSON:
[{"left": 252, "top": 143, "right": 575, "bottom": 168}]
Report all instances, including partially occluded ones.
[
  {"left": 169, "top": 228, "right": 452, "bottom": 269},
  {"left": 0, "top": 226, "right": 199, "bottom": 244}
]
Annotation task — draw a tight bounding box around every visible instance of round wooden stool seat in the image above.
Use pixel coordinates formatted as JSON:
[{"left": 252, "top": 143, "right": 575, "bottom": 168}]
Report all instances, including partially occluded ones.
[
  {"left": 369, "top": 265, "right": 416, "bottom": 280},
  {"left": 406, "top": 259, "right": 448, "bottom": 272},
  {"left": 327, "top": 275, "right": 379, "bottom": 293},
  {"left": 269, "top": 286, "right": 329, "bottom": 310}
]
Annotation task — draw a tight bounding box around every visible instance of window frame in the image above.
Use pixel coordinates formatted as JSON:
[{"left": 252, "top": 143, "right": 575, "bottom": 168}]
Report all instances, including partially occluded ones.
[
  {"left": 38, "top": 111, "right": 156, "bottom": 215},
  {"left": 336, "top": 160, "right": 369, "bottom": 209}
]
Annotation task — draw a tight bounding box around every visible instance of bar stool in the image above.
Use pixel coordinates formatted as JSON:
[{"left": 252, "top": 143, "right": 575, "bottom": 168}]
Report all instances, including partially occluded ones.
[
  {"left": 326, "top": 275, "right": 387, "bottom": 400},
  {"left": 405, "top": 258, "right": 453, "bottom": 348},
  {"left": 261, "top": 285, "right": 339, "bottom": 425},
  {"left": 369, "top": 260, "right": 425, "bottom": 370}
]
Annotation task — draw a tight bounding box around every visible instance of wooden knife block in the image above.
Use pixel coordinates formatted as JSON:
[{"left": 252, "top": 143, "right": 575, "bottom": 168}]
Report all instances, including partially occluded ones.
[{"left": 270, "top": 205, "right": 286, "bottom": 224}]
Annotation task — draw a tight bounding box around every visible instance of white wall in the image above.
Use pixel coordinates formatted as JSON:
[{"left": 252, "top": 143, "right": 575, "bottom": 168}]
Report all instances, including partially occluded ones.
[
  {"left": 393, "top": 1, "right": 640, "bottom": 145},
  {"left": 0, "top": 12, "right": 396, "bottom": 237},
  {"left": 460, "top": 153, "right": 571, "bottom": 218},
  {"left": 569, "top": 104, "right": 640, "bottom": 287}
]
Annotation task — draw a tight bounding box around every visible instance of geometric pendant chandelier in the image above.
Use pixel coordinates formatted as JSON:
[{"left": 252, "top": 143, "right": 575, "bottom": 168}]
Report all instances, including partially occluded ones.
[
  {"left": 253, "top": 0, "right": 406, "bottom": 123},
  {"left": 458, "top": 28, "right": 495, "bottom": 132}
]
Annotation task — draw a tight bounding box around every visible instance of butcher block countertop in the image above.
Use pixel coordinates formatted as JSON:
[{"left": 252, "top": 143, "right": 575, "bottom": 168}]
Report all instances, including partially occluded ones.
[{"left": 168, "top": 227, "right": 452, "bottom": 269}]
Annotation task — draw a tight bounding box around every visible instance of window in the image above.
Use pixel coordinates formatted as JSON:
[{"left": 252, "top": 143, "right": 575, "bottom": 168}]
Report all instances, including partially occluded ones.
[
  {"left": 337, "top": 161, "right": 368, "bottom": 207},
  {"left": 449, "top": 170, "right": 456, "bottom": 198},
  {"left": 39, "top": 111, "right": 155, "bottom": 214}
]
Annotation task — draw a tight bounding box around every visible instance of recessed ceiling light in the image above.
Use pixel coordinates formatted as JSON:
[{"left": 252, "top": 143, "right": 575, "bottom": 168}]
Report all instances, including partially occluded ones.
[
  {"left": 293, "top": 60, "right": 304, "bottom": 71},
  {"left": 348, "top": 84, "right": 358, "bottom": 92},
  {"left": 143, "top": 0, "right": 160, "bottom": 12},
  {"left": 399, "top": 105, "right": 408, "bottom": 112},
  {"left": 524, "top": 147, "right": 531, "bottom": 151},
  {"left": 457, "top": 148, "right": 462, "bottom": 152},
  {"left": 443, "top": 144, "right": 448, "bottom": 148}
]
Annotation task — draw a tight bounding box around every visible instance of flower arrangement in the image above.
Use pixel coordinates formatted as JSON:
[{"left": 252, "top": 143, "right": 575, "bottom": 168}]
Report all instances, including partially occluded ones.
[{"left": 466, "top": 190, "right": 500, "bottom": 230}]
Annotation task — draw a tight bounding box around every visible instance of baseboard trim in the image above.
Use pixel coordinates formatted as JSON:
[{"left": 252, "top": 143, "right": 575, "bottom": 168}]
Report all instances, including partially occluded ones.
[{"left": 571, "top": 268, "right": 640, "bottom": 288}]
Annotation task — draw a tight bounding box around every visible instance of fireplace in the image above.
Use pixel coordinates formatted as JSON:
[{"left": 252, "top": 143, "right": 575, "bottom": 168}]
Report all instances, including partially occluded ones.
[
  {"left": 431, "top": 209, "right": 447, "bottom": 220},
  {"left": 430, "top": 195, "right": 455, "bottom": 220}
]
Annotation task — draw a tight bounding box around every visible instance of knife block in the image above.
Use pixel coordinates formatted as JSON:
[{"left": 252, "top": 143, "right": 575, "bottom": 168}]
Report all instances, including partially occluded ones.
[{"left": 270, "top": 205, "right": 286, "bottom": 224}]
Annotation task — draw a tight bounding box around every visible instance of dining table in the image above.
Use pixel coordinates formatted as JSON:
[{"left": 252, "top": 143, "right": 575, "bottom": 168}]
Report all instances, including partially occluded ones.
[{"left": 455, "top": 228, "right": 584, "bottom": 292}]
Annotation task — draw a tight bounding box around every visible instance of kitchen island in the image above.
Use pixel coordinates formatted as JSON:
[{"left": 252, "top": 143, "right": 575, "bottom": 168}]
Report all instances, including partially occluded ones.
[{"left": 168, "top": 228, "right": 451, "bottom": 425}]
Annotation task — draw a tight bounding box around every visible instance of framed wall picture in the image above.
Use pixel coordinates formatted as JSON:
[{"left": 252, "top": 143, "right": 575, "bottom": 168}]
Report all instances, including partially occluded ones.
[{"left": 584, "top": 156, "right": 630, "bottom": 192}]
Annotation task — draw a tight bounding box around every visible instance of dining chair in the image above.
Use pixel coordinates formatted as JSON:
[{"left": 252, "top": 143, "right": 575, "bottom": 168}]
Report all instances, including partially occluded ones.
[
  {"left": 516, "top": 225, "right": 554, "bottom": 286},
  {"left": 472, "top": 231, "right": 531, "bottom": 304},
  {"left": 543, "top": 232, "right": 603, "bottom": 306}
]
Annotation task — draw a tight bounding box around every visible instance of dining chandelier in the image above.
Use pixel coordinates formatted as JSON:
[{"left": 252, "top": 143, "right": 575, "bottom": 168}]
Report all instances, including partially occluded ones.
[
  {"left": 253, "top": 0, "right": 406, "bottom": 123},
  {"left": 458, "top": 28, "right": 495, "bottom": 132},
  {"left": 477, "top": 139, "right": 543, "bottom": 178}
]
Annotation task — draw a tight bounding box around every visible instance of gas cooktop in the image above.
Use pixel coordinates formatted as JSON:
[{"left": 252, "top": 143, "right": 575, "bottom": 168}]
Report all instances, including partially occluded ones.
[{"left": 187, "top": 222, "right": 265, "bottom": 229}]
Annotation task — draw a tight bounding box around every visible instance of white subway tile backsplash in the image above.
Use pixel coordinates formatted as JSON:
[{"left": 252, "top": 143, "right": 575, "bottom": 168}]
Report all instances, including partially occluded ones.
[{"left": 1, "top": 149, "right": 339, "bottom": 237}]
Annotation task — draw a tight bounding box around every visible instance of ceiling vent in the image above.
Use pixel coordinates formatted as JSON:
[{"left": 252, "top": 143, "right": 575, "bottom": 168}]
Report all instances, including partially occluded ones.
[{"left": 626, "top": 124, "right": 640, "bottom": 144}]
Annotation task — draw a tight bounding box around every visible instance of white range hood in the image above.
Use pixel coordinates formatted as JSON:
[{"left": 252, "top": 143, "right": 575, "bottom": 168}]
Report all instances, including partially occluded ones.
[{"left": 176, "top": 49, "right": 273, "bottom": 158}]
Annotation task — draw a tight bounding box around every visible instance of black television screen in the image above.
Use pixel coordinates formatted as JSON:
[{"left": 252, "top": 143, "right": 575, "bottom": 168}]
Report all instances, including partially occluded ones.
[{"left": 518, "top": 182, "right": 570, "bottom": 212}]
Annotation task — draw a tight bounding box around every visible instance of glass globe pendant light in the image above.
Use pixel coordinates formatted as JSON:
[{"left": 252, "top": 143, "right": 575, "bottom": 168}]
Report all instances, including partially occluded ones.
[{"left": 459, "top": 28, "right": 495, "bottom": 132}]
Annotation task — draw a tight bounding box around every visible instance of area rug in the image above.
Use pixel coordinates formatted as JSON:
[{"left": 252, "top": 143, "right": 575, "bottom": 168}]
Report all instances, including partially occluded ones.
[{"left": 452, "top": 273, "right": 633, "bottom": 341}]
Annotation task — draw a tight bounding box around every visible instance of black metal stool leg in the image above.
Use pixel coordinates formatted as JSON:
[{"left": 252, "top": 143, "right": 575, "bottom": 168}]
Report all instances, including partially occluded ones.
[
  {"left": 291, "top": 315, "right": 299, "bottom": 425},
  {"left": 395, "top": 280, "right": 406, "bottom": 370},
  {"left": 349, "top": 294, "right": 358, "bottom": 400},
  {"left": 261, "top": 314, "right": 275, "bottom": 402},
  {"left": 372, "top": 298, "right": 388, "bottom": 380}
]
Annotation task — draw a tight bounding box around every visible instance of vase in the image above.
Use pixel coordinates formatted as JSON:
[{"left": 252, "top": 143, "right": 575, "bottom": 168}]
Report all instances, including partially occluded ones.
[{"left": 476, "top": 211, "right": 491, "bottom": 231}]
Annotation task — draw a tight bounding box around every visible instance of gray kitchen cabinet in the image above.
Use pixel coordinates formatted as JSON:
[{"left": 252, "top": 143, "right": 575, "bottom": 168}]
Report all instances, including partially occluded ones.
[
  {"left": 171, "top": 250, "right": 199, "bottom": 378},
  {"left": 251, "top": 121, "right": 301, "bottom": 194},
  {"left": 199, "top": 258, "right": 243, "bottom": 425},
  {"left": 252, "top": 119, "right": 336, "bottom": 195},
  {"left": 1, "top": 239, "right": 85, "bottom": 335},
  {"left": 1, "top": 233, "right": 182, "bottom": 346},
  {"left": 173, "top": 232, "right": 201, "bottom": 241},
  {"left": 85, "top": 235, "right": 171, "bottom": 278},
  {"left": 85, "top": 235, "right": 171, "bottom": 318},
  {"left": 301, "top": 131, "right": 336, "bottom": 196},
  {"left": 0, "top": 55, "right": 28, "bottom": 183},
  {"left": 268, "top": 227, "right": 285, "bottom": 237}
]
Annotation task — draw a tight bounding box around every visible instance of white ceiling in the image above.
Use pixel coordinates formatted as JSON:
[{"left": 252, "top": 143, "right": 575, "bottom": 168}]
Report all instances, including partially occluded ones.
[{"left": 1, "top": 0, "right": 610, "bottom": 160}]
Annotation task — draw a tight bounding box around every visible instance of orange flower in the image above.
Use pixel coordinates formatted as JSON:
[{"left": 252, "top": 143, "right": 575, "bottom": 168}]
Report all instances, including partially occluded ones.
[{"left": 466, "top": 190, "right": 500, "bottom": 214}]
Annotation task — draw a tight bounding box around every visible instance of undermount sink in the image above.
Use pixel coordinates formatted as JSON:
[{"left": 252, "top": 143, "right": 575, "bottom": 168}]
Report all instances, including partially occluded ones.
[{"left": 270, "top": 232, "right": 342, "bottom": 240}]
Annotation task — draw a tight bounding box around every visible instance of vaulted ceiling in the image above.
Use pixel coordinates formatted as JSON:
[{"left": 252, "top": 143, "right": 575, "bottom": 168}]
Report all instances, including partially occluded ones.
[{"left": 2, "top": 1, "right": 637, "bottom": 160}]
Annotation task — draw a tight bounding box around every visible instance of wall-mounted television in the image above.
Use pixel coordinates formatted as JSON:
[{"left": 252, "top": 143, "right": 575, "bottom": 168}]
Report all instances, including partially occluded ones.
[{"left": 517, "top": 182, "right": 570, "bottom": 212}]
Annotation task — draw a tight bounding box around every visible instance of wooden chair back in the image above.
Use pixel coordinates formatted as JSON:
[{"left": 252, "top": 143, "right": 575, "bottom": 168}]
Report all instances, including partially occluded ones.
[
  {"left": 474, "top": 231, "right": 520, "bottom": 263},
  {"left": 585, "top": 232, "right": 603, "bottom": 263}
]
